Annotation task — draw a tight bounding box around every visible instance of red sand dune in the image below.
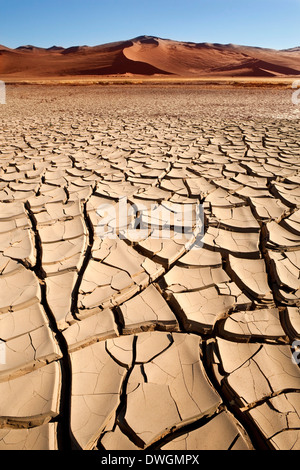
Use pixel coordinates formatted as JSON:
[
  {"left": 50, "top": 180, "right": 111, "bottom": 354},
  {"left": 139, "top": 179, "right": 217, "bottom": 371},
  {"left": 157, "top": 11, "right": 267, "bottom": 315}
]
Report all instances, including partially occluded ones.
[{"left": 0, "top": 35, "right": 300, "bottom": 79}]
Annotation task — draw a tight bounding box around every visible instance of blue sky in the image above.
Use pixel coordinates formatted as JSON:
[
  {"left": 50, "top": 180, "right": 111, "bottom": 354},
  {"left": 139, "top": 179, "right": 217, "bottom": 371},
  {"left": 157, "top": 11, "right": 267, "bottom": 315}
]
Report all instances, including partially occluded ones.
[{"left": 0, "top": 0, "right": 299, "bottom": 50}]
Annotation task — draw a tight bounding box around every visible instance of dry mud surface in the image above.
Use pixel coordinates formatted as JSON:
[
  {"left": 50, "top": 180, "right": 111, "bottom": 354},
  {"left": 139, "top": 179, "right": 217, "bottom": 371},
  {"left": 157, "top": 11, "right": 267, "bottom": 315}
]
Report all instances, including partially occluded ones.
[{"left": 0, "top": 85, "right": 300, "bottom": 450}]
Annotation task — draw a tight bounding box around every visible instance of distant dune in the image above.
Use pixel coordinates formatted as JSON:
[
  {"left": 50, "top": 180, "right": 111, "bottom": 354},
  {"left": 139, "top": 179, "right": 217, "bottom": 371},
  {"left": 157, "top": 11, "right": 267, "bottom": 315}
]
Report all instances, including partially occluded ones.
[{"left": 1, "top": 35, "right": 300, "bottom": 79}]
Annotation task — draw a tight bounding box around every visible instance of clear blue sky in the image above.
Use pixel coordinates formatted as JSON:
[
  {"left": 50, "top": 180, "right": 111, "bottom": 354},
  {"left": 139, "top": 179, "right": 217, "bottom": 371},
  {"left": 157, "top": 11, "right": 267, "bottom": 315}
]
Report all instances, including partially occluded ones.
[{"left": 0, "top": 0, "right": 299, "bottom": 50}]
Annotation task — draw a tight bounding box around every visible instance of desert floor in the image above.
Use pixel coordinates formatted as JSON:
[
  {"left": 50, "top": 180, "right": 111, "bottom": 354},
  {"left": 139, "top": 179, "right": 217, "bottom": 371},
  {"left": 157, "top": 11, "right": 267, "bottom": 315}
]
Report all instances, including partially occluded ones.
[{"left": 0, "top": 84, "right": 300, "bottom": 450}]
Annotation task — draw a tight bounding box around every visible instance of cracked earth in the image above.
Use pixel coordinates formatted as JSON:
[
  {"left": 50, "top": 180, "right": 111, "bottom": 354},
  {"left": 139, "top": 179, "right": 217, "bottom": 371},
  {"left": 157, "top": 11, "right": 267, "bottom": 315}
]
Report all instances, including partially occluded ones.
[{"left": 0, "top": 85, "right": 300, "bottom": 450}]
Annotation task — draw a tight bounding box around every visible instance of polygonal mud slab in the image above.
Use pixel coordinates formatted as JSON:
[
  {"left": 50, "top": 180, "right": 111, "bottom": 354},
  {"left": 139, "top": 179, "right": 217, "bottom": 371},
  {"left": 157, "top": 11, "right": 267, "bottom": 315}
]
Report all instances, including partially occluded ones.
[
  {"left": 0, "top": 362, "right": 61, "bottom": 427},
  {"left": 70, "top": 332, "right": 221, "bottom": 449},
  {"left": 0, "top": 300, "right": 49, "bottom": 340},
  {"left": 38, "top": 216, "right": 87, "bottom": 243},
  {"left": 266, "top": 221, "right": 300, "bottom": 251},
  {"left": 77, "top": 259, "right": 140, "bottom": 311},
  {"left": 122, "top": 332, "right": 221, "bottom": 448},
  {"left": 205, "top": 187, "right": 245, "bottom": 208},
  {"left": 0, "top": 227, "right": 36, "bottom": 267},
  {"left": 268, "top": 250, "right": 300, "bottom": 293},
  {"left": 0, "top": 423, "right": 58, "bottom": 450},
  {"left": 203, "top": 227, "right": 260, "bottom": 257},
  {"left": 41, "top": 235, "right": 87, "bottom": 275},
  {"left": 45, "top": 271, "right": 78, "bottom": 329},
  {"left": 211, "top": 206, "right": 260, "bottom": 232},
  {"left": 0, "top": 266, "right": 41, "bottom": 314},
  {"left": 137, "top": 230, "right": 201, "bottom": 269},
  {"left": 209, "top": 337, "right": 300, "bottom": 407},
  {"left": 163, "top": 264, "right": 230, "bottom": 293},
  {"left": 248, "top": 196, "right": 289, "bottom": 222},
  {"left": 63, "top": 308, "right": 118, "bottom": 351},
  {"left": 227, "top": 255, "right": 274, "bottom": 304},
  {"left": 69, "top": 337, "right": 130, "bottom": 449},
  {"left": 177, "top": 246, "right": 222, "bottom": 268},
  {"left": 118, "top": 284, "right": 179, "bottom": 333},
  {"left": 246, "top": 393, "right": 300, "bottom": 450},
  {"left": 0, "top": 324, "right": 62, "bottom": 382},
  {"left": 219, "top": 308, "right": 287, "bottom": 342},
  {"left": 169, "top": 284, "right": 251, "bottom": 334},
  {"left": 160, "top": 411, "right": 252, "bottom": 450},
  {"left": 91, "top": 238, "right": 164, "bottom": 284}
]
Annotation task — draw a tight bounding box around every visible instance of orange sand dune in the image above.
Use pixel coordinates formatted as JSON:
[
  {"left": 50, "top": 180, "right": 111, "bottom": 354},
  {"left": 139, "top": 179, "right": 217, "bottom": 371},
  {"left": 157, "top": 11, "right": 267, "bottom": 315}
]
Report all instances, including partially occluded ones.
[{"left": 0, "top": 35, "right": 300, "bottom": 79}]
